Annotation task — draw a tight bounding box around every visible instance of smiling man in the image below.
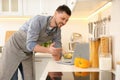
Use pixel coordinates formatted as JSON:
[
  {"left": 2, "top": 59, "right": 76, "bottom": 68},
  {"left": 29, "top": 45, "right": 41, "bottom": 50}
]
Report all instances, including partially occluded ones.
[{"left": 0, "top": 5, "right": 71, "bottom": 80}]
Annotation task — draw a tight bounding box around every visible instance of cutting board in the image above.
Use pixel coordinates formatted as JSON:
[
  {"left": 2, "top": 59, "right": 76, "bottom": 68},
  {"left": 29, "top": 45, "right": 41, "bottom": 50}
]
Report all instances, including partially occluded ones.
[{"left": 5, "top": 31, "right": 16, "bottom": 42}]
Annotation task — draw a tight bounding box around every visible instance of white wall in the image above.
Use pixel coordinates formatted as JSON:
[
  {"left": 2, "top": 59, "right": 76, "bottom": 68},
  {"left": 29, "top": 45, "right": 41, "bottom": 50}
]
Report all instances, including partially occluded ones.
[
  {"left": 61, "top": 19, "right": 88, "bottom": 51},
  {"left": 109, "top": 0, "right": 120, "bottom": 69},
  {"left": 0, "top": 19, "right": 28, "bottom": 46},
  {"left": 87, "top": 0, "right": 120, "bottom": 69}
]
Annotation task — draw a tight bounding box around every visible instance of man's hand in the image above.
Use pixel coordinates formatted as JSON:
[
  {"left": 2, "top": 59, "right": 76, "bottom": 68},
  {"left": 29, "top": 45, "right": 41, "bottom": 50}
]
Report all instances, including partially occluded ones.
[{"left": 49, "top": 43, "right": 62, "bottom": 61}]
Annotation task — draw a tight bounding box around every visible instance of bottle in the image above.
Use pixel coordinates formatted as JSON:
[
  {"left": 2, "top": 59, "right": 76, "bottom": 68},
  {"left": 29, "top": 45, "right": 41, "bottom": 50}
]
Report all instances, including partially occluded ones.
[{"left": 99, "top": 17, "right": 112, "bottom": 70}]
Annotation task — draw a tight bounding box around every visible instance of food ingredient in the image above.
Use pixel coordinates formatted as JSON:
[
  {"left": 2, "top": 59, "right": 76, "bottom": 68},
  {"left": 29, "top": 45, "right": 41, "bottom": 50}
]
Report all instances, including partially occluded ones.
[
  {"left": 74, "top": 57, "right": 90, "bottom": 68},
  {"left": 63, "top": 52, "right": 72, "bottom": 59}
]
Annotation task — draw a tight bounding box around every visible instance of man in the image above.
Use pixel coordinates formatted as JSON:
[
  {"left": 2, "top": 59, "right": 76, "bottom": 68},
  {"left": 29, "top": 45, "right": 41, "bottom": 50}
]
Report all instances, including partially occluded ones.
[{"left": 0, "top": 4, "right": 71, "bottom": 80}]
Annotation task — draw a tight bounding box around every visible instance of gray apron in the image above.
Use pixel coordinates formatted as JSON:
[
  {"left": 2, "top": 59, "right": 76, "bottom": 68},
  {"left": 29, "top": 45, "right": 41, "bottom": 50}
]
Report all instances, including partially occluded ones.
[
  {"left": 0, "top": 29, "right": 57, "bottom": 80},
  {"left": 0, "top": 16, "right": 60, "bottom": 80},
  {"left": 0, "top": 30, "right": 34, "bottom": 80}
]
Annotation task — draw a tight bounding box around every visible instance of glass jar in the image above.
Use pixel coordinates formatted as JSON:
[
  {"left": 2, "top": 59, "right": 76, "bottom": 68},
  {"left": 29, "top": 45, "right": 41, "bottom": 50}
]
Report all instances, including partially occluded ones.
[
  {"left": 89, "top": 38, "right": 100, "bottom": 68},
  {"left": 99, "top": 36, "right": 112, "bottom": 70}
]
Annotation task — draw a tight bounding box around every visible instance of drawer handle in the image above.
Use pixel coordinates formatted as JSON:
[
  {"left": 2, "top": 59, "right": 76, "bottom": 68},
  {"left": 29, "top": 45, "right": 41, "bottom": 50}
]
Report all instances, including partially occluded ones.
[{"left": 34, "top": 60, "right": 42, "bottom": 62}]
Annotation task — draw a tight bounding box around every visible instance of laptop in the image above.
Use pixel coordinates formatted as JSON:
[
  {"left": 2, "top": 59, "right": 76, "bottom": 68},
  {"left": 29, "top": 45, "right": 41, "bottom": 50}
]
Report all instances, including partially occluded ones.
[{"left": 57, "top": 42, "right": 90, "bottom": 65}]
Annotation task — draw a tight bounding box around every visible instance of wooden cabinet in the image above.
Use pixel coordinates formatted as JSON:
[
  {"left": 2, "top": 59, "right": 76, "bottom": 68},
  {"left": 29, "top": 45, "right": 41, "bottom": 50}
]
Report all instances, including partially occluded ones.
[{"left": 0, "top": 0, "right": 23, "bottom": 16}]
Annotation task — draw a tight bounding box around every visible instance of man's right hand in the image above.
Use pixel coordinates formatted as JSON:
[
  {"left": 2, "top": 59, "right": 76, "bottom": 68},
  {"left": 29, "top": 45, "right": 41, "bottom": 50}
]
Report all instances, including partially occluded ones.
[{"left": 49, "top": 43, "right": 62, "bottom": 61}]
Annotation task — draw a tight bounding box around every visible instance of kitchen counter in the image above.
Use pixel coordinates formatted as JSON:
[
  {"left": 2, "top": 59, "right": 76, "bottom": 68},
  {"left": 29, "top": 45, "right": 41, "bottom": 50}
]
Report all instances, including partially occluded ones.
[
  {"left": 35, "top": 52, "right": 52, "bottom": 58},
  {"left": 40, "top": 60, "right": 102, "bottom": 80},
  {"left": 0, "top": 52, "right": 52, "bottom": 58},
  {"left": 0, "top": 52, "right": 115, "bottom": 80}
]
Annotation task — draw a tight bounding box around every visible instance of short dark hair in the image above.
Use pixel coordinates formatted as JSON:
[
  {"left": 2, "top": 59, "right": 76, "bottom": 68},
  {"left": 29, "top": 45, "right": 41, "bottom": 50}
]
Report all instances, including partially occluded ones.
[{"left": 56, "top": 4, "right": 71, "bottom": 16}]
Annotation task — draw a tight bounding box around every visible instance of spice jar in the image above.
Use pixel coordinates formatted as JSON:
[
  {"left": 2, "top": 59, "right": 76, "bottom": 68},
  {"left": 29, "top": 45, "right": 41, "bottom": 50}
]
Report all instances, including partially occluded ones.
[{"left": 99, "top": 36, "right": 112, "bottom": 70}]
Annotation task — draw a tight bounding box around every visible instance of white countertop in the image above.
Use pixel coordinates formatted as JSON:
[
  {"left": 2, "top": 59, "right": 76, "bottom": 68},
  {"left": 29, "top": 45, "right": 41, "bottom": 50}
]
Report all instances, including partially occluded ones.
[
  {"left": 0, "top": 52, "right": 52, "bottom": 58},
  {"left": 35, "top": 52, "right": 52, "bottom": 58},
  {"left": 40, "top": 60, "right": 100, "bottom": 80}
]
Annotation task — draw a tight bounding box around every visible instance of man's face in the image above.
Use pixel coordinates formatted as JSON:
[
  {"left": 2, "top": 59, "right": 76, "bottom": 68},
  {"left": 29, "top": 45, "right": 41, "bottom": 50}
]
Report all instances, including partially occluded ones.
[{"left": 54, "top": 11, "right": 70, "bottom": 28}]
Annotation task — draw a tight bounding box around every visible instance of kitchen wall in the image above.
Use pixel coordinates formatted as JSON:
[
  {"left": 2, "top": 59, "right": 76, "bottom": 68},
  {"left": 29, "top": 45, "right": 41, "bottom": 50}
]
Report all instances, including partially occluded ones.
[
  {"left": 61, "top": 19, "right": 89, "bottom": 51},
  {"left": 109, "top": 0, "right": 120, "bottom": 69},
  {"left": 0, "top": 18, "right": 28, "bottom": 46},
  {"left": 86, "top": 0, "right": 120, "bottom": 70}
]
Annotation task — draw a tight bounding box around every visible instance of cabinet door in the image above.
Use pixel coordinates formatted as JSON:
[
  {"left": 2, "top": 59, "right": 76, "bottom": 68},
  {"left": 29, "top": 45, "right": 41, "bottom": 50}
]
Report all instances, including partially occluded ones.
[
  {"left": 23, "top": 0, "right": 41, "bottom": 16},
  {"left": 35, "top": 57, "right": 52, "bottom": 80},
  {"left": 22, "top": 0, "right": 67, "bottom": 16},
  {"left": 0, "top": 0, "right": 22, "bottom": 16},
  {"left": 40, "top": 0, "right": 66, "bottom": 16}
]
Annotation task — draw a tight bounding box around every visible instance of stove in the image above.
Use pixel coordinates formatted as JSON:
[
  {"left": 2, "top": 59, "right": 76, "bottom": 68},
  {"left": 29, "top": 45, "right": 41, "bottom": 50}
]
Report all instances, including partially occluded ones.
[{"left": 46, "top": 71, "right": 115, "bottom": 80}]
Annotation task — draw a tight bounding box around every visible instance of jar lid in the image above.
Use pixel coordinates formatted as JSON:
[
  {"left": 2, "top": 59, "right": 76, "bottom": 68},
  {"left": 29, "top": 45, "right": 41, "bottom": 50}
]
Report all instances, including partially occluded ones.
[{"left": 89, "top": 37, "right": 100, "bottom": 41}]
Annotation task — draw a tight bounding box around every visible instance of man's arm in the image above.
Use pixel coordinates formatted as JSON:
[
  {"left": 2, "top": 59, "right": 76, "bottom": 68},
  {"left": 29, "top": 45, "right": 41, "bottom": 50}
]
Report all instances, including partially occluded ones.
[{"left": 33, "top": 43, "right": 62, "bottom": 61}]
